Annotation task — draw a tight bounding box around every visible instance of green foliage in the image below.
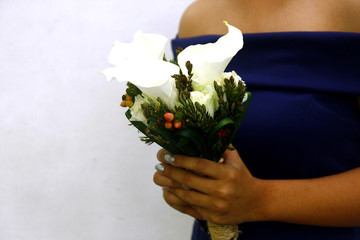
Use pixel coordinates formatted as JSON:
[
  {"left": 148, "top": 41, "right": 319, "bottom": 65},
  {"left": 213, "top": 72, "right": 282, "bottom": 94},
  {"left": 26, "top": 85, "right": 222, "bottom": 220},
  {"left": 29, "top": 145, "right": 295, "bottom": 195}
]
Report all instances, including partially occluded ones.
[
  {"left": 176, "top": 95, "right": 216, "bottom": 131},
  {"left": 125, "top": 82, "right": 142, "bottom": 98},
  {"left": 165, "top": 47, "right": 183, "bottom": 65},
  {"left": 172, "top": 61, "right": 194, "bottom": 100},
  {"left": 214, "top": 76, "right": 247, "bottom": 125},
  {"left": 122, "top": 60, "right": 251, "bottom": 162}
]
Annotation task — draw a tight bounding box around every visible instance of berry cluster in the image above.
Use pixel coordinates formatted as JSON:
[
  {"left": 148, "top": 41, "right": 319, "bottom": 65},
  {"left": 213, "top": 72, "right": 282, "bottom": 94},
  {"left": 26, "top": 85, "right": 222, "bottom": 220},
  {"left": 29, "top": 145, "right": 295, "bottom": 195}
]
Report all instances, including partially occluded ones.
[
  {"left": 217, "top": 129, "right": 229, "bottom": 138},
  {"left": 120, "top": 94, "right": 134, "bottom": 108},
  {"left": 163, "top": 112, "right": 182, "bottom": 129}
]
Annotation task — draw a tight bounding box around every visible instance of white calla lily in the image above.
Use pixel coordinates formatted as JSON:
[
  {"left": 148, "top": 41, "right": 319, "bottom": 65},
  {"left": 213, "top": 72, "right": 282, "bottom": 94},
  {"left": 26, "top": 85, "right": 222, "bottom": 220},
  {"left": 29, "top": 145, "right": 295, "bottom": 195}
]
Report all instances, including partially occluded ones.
[
  {"left": 108, "top": 30, "right": 168, "bottom": 66},
  {"left": 102, "top": 22, "right": 244, "bottom": 113},
  {"left": 102, "top": 30, "right": 180, "bottom": 109},
  {"left": 177, "top": 21, "right": 243, "bottom": 87}
]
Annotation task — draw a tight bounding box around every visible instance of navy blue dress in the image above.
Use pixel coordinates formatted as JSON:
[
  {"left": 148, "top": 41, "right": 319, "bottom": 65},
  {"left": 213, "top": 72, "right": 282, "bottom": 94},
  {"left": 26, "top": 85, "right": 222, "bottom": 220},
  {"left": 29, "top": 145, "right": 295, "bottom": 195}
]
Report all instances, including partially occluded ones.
[{"left": 171, "top": 32, "right": 360, "bottom": 240}]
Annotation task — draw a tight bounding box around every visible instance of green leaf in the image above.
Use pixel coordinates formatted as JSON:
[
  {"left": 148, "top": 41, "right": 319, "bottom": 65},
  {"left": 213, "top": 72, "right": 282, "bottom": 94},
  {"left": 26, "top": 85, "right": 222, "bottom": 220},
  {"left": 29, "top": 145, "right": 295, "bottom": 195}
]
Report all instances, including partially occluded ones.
[
  {"left": 227, "top": 91, "right": 252, "bottom": 143},
  {"left": 235, "top": 92, "right": 252, "bottom": 128},
  {"left": 175, "top": 128, "right": 208, "bottom": 157}
]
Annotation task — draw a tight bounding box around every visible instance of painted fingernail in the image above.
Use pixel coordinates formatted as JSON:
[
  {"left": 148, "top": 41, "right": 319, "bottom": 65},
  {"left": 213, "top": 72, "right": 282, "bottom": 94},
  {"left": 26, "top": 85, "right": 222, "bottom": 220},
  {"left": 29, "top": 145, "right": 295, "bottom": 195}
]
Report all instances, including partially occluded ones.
[
  {"left": 155, "top": 163, "right": 164, "bottom": 173},
  {"left": 164, "top": 153, "right": 175, "bottom": 164}
]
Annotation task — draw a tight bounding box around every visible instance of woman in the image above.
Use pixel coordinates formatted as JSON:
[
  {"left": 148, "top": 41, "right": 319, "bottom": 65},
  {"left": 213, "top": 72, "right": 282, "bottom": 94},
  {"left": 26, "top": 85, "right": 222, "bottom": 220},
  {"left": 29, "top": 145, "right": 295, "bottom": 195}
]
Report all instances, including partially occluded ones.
[{"left": 154, "top": 0, "right": 360, "bottom": 239}]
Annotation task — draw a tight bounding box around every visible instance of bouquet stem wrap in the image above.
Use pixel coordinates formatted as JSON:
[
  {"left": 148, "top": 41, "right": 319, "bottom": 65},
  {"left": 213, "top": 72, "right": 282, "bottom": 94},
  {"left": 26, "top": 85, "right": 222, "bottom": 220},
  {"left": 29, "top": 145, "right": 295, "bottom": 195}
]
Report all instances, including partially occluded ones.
[
  {"left": 205, "top": 158, "right": 240, "bottom": 240},
  {"left": 207, "top": 221, "right": 239, "bottom": 240}
]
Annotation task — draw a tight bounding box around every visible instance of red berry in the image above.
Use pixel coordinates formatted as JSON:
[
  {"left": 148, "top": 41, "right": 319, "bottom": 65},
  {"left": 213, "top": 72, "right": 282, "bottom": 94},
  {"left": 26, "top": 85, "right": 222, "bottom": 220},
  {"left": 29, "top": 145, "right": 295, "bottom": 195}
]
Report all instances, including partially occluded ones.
[
  {"left": 174, "top": 121, "right": 182, "bottom": 129},
  {"left": 164, "top": 121, "right": 172, "bottom": 129},
  {"left": 218, "top": 129, "right": 227, "bottom": 138},
  {"left": 164, "top": 112, "right": 174, "bottom": 122}
]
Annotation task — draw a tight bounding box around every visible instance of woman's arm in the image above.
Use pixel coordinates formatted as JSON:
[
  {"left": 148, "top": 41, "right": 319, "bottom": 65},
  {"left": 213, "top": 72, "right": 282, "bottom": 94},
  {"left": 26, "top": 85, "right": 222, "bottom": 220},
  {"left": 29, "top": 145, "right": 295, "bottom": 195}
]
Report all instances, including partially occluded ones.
[
  {"left": 262, "top": 166, "right": 360, "bottom": 226},
  {"left": 154, "top": 148, "right": 360, "bottom": 226}
]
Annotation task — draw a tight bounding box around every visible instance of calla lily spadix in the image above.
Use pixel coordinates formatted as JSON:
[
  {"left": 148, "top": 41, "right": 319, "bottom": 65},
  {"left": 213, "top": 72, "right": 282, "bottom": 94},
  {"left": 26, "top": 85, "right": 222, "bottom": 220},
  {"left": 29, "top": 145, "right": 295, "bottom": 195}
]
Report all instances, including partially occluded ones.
[{"left": 102, "top": 21, "right": 244, "bottom": 113}]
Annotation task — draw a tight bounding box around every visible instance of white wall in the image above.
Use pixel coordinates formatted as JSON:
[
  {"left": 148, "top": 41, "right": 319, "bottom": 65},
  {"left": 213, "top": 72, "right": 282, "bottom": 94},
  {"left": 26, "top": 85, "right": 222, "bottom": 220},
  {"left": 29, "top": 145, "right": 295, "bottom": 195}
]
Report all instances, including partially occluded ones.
[{"left": 0, "top": 1, "right": 195, "bottom": 239}]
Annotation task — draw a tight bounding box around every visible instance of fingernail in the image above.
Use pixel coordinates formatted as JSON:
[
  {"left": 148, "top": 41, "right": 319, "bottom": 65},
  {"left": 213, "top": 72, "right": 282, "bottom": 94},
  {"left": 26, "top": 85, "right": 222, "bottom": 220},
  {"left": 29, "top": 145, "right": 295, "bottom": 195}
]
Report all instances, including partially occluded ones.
[
  {"left": 164, "top": 186, "right": 170, "bottom": 191},
  {"left": 155, "top": 163, "right": 164, "bottom": 173},
  {"left": 164, "top": 153, "right": 175, "bottom": 164}
]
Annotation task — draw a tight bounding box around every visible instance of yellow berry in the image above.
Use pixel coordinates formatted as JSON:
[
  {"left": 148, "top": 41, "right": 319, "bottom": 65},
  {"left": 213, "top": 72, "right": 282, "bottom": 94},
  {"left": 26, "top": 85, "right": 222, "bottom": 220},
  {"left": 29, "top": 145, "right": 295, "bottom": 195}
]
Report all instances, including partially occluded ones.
[
  {"left": 120, "top": 100, "right": 127, "bottom": 107},
  {"left": 126, "top": 100, "right": 134, "bottom": 107}
]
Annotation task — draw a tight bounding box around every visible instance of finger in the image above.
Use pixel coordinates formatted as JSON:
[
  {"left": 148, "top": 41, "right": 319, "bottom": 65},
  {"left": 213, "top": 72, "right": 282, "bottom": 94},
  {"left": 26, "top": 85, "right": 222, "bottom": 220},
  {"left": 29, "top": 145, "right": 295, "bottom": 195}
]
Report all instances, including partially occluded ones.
[
  {"left": 222, "top": 146, "right": 243, "bottom": 169},
  {"left": 163, "top": 188, "right": 204, "bottom": 220},
  {"left": 168, "top": 187, "right": 213, "bottom": 210},
  {"left": 168, "top": 204, "right": 205, "bottom": 220},
  {"left": 167, "top": 154, "right": 225, "bottom": 179},
  {"left": 157, "top": 148, "right": 170, "bottom": 164},
  {"left": 163, "top": 187, "right": 189, "bottom": 205},
  {"left": 163, "top": 164, "right": 217, "bottom": 194},
  {"left": 158, "top": 148, "right": 227, "bottom": 179},
  {"left": 153, "top": 171, "right": 182, "bottom": 188}
]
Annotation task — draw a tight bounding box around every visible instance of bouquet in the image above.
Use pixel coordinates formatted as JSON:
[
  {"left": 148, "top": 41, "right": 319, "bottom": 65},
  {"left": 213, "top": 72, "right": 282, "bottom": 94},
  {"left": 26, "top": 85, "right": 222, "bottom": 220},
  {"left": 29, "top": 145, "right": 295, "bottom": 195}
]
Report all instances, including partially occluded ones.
[{"left": 102, "top": 21, "right": 251, "bottom": 240}]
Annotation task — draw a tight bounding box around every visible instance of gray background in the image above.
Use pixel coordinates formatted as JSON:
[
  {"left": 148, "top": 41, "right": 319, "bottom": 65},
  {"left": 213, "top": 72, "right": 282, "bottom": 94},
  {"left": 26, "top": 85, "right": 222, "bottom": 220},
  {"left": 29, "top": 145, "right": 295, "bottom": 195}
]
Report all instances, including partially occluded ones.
[{"left": 0, "top": 0, "right": 195, "bottom": 239}]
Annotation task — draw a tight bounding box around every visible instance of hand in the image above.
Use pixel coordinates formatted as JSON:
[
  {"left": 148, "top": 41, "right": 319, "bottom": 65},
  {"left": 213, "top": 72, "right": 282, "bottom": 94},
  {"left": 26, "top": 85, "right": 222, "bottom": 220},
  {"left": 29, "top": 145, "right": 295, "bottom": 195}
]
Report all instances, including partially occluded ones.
[
  {"left": 153, "top": 152, "right": 205, "bottom": 220},
  {"left": 153, "top": 147, "right": 266, "bottom": 225}
]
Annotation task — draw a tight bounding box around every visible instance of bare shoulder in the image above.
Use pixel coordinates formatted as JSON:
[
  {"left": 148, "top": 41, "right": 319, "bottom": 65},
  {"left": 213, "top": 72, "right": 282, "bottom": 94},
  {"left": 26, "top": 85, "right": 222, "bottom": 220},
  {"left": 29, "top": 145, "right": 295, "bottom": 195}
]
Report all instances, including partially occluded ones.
[
  {"left": 177, "top": 0, "right": 360, "bottom": 37},
  {"left": 178, "top": 0, "right": 230, "bottom": 38},
  {"left": 178, "top": 0, "right": 210, "bottom": 38},
  {"left": 337, "top": 0, "right": 360, "bottom": 32}
]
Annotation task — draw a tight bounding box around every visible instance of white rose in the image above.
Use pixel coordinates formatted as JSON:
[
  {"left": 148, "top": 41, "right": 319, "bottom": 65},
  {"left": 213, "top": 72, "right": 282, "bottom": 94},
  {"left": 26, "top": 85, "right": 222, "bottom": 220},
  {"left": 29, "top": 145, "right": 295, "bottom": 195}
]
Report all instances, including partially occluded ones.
[
  {"left": 215, "top": 71, "right": 247, "bottom": 103},
  {"left": 129, "top": 95, "right": 148, "bottom": 125},
  {"left": 217, "top": 71, "right": 244, "bottom": 86},
  {"left": 190, "top": 85, "right": 219, "bottom": 117}
]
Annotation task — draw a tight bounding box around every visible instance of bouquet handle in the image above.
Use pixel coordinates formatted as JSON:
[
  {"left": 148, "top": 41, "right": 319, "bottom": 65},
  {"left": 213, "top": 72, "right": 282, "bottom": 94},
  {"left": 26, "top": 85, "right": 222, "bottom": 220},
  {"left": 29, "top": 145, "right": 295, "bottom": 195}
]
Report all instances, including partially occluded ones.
[
  {"left": 205, "top": 157, "right": 240, "bottom": 240},
  {"left": 207, "top": 221, "right": 239, "bottom": 240}
]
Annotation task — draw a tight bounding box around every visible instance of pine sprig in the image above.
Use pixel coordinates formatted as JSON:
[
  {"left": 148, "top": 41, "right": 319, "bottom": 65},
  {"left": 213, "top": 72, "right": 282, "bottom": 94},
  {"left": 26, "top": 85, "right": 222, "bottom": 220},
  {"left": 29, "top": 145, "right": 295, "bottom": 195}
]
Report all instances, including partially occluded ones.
[
  {"left": 141, "top": 97, "right": 171, "bottom": 126},
  {"left": 125, "top": 82, "right": 142, "bottom": 97},
  {"left": 214, "top": 76, "right": 247, "bottom": 123},
  {"left": 176, "top": 96, "right": 216, "bottom": 131},
  {"left": 167, "top": 47, "right": 183, "bottom": 65},
  {"left": 172, "top": 61, "right": 194, "bottom": 99}
]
